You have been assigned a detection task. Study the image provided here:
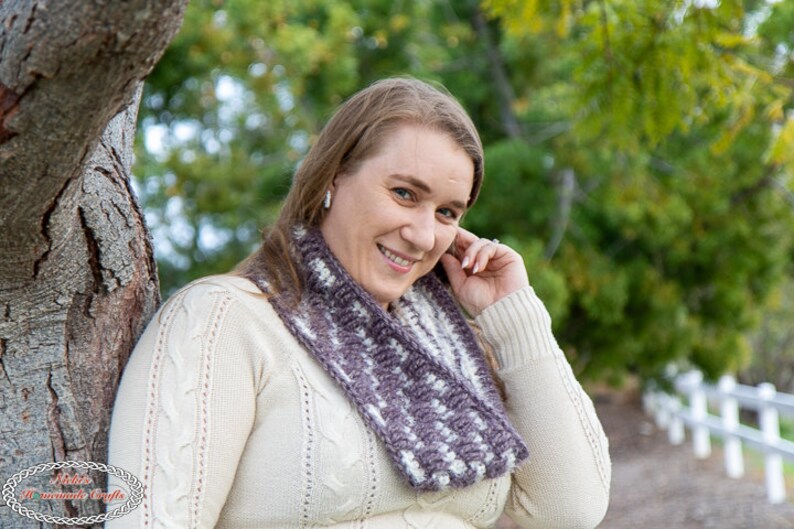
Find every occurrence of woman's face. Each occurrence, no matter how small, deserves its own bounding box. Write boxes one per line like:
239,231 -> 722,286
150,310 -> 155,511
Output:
320,124 -> 474,309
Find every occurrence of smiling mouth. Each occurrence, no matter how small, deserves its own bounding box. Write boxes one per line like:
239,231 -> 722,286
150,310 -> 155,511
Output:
378,244 -> 415,267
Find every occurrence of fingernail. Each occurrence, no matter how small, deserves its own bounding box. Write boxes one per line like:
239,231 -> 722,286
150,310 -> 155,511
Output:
472,264 -> 479,274
461,256 -> 470,268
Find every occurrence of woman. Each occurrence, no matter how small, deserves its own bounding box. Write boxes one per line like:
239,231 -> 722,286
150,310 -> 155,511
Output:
106,77 -> 611,528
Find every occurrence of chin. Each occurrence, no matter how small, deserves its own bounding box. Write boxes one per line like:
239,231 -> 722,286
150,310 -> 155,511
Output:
372,285 -> 409,307
375,291 -> 401,307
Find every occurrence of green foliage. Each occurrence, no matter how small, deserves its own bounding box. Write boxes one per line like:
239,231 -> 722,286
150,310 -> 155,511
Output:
475,0 -> 794,383
739,280 -> 794,393
136,0 -> 794,384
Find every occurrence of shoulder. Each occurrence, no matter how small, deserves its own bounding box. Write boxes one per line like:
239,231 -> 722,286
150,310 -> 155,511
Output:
154,271 -> 289,337
154,273 -> 272,325
136,273 -> 270,353
125,274 -> 293,396
166,273 -> 266,303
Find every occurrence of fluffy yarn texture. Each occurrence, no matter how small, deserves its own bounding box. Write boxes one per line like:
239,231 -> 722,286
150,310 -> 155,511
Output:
245,227 -> 529,491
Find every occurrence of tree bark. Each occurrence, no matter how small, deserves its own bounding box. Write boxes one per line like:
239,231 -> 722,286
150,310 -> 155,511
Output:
0,1 -> 187,526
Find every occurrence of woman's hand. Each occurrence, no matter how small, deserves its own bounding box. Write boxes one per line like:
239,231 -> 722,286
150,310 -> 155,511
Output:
439,227 -> 530,317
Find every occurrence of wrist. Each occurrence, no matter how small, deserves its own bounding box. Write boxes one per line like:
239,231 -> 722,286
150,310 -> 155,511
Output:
474,286 -> 559,369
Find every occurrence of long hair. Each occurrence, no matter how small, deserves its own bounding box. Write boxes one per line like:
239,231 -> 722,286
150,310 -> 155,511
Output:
234,77 -> 505,397
234,77 -> 484,295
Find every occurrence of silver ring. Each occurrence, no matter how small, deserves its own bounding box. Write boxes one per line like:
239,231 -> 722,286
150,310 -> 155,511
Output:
492,238 -> 500,245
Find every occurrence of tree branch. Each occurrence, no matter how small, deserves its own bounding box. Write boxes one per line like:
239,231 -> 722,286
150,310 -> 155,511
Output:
546,168 -> 576,259
470,6 -> 522,139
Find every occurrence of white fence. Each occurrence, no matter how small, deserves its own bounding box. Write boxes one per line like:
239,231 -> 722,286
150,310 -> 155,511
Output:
644,371 -> 794,504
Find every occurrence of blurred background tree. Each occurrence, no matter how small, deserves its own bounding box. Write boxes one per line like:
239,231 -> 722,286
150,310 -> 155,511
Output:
134,0 -> 794,385
739,279 -> 794,393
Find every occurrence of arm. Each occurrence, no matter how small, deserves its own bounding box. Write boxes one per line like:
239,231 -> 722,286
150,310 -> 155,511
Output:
106,277 -> 265,528
476,287 -> 611,529
441,228 -> 610,527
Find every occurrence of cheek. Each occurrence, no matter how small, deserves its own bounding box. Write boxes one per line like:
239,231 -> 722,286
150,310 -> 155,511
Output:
432,227 -> 458,259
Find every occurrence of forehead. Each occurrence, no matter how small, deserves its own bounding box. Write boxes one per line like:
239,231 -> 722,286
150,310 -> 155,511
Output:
374,125 -> 474,191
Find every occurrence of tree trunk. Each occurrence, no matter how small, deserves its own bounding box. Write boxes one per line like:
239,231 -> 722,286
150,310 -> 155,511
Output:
0,1 -> 187,526
470,6 -> 522,139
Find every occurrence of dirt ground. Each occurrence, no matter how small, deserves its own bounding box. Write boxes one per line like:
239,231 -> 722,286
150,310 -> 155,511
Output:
496,390 -> 794,529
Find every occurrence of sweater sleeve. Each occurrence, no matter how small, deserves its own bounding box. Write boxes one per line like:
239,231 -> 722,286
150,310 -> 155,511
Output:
105,277 -> 267,529
475,286 -> 611,529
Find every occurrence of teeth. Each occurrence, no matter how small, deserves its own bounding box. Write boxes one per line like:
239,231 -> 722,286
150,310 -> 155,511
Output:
380,245 -> 412,267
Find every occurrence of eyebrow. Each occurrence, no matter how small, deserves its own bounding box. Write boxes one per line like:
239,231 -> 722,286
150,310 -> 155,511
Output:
390,174 -> 468,211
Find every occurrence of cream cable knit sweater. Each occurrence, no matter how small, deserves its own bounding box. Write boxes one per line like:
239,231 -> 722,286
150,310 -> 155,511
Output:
105,274 -> 610,529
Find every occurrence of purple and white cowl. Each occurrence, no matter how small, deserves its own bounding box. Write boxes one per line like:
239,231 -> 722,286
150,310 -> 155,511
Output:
246,226 -> 529,491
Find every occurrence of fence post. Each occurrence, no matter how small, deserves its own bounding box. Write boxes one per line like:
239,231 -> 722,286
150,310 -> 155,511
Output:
719,375 -> 744,478
668,396 -> 685,445
758,382 -> 786,504
685,371 -> 711,458
642,391 -> 654,416
654,393 -> 671,430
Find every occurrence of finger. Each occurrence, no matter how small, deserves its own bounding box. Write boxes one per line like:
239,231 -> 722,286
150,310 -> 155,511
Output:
460,237 -> 491,270
449,227 -> 480,260
439,253 -> 467,292
471,239 -> 501,274
461,235 -> 503,273
454,226 -> 481,245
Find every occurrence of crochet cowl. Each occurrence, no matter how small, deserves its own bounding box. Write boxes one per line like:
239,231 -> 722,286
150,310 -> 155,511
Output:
245,227 -> 529,491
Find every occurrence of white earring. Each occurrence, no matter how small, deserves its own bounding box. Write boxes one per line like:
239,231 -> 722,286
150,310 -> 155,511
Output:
323,190 -> 332,209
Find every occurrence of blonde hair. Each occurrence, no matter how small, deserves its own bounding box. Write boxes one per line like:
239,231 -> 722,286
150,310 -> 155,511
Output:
235,77 -> 484,293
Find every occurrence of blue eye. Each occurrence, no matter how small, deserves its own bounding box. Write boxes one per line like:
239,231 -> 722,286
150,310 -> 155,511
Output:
437,208 -> 459,220
393,188 -> 413,200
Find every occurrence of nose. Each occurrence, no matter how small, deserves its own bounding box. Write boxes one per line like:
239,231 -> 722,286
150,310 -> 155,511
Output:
400,207 -> 436,253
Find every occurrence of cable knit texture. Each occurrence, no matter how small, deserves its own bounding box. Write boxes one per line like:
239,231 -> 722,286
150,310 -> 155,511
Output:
244,226 -> 528,491
106,273 -> 611,529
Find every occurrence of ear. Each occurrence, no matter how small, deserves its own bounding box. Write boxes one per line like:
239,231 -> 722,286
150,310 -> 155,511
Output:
328,171 -> 344,192
329,168 -> 354,192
